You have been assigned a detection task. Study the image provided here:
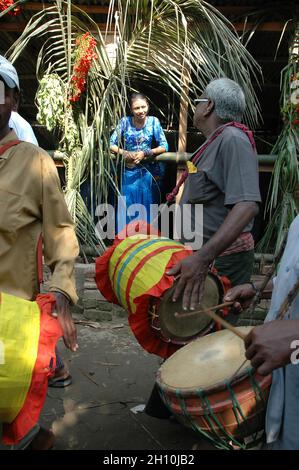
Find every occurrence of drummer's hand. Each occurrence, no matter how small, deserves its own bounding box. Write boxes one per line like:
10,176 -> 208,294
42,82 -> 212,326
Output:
223,283 -> 256,313
166,252 -> 209,310
52,291 -> 78,352
244,320 -> 299,376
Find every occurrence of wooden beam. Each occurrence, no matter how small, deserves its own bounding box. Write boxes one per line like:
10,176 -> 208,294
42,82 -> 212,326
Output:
234,21 -> 294,32
1,18 -> 291,34
178,68 -> 190,154
22,3 -> 260,17
216,6 -> 261,14
23,2 -> 111,14
0,22 -> 113,32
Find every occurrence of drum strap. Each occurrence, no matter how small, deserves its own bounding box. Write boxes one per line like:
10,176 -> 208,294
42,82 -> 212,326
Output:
0,139 -> 22,156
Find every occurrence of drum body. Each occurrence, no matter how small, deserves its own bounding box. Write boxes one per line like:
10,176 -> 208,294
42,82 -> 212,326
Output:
0,293 -> 62,446
156,327 -> 272,449
96,227 -> 229,358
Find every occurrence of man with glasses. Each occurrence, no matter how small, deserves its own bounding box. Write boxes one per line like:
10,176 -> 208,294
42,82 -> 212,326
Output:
145,77 -> 261,420
167,77 -> 261,311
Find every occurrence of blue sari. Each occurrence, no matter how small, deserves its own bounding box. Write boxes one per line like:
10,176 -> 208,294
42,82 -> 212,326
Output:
110,116 -> 168,229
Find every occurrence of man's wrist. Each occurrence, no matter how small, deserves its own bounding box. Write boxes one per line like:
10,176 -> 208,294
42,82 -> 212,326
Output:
51,290 -> 71,303
195,248 -> 213,266
248,281 -> 258,295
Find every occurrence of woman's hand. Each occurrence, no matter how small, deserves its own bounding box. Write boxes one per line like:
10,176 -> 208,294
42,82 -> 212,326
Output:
132,151 -> 145,164
123,151 -> 135,163
123,151 -> 137,168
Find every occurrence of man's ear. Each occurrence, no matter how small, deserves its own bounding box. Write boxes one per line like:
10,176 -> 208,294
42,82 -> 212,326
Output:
12,89 -> 20,112
203,99 -> 215,117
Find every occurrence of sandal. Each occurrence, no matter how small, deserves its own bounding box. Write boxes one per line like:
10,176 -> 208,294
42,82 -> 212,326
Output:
26,427 -> 55,450
48,374 -> 72,388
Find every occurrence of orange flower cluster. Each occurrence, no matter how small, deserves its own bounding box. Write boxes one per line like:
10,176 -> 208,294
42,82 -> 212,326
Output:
293,108 -> 299,127
0,0 -> 21,15
291,72 -> 299,127
69,32 -> 97,103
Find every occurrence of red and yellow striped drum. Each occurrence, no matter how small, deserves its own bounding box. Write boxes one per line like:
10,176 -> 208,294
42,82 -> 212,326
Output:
0,293 -> 62,446
156,327 -> 272,449
95,224 -> 229,358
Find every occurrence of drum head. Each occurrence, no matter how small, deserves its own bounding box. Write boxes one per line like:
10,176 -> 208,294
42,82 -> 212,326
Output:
158,273 -> 223,342
159,327 -> 253,392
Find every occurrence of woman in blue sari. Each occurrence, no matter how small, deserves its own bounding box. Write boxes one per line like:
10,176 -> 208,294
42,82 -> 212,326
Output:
110,93 -> 168,230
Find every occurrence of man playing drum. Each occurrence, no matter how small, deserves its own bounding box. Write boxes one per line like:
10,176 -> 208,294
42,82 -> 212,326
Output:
167,78 -> 261,311
0,56 -> 79,449
224,213 -> 299,450
146,77 -> 261,418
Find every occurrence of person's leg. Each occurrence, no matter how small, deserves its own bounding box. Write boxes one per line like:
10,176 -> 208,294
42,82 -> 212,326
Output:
144,383 -> 172,419
26,427 -> 55,450
48,347 -> 72,388
214,249 -> 255,325
10,424 -> 55,450
214,249 -> 255,286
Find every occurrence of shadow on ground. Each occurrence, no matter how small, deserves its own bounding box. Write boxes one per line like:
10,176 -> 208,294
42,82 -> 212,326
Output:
40,319 -> 215,450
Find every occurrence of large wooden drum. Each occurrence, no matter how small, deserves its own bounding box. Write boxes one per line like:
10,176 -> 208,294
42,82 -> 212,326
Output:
156,327 -> 272,449
95,226 -> 229,358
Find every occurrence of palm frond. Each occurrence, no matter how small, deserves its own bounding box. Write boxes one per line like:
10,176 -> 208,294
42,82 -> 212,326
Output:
5,0 -> 263,250
257,24 -> 299,253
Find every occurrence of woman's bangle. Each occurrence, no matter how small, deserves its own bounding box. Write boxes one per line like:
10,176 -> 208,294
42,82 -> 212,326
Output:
143,149 -> 154,158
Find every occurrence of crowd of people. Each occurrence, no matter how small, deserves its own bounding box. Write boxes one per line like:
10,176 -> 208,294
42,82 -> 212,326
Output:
0,55 -> 298,451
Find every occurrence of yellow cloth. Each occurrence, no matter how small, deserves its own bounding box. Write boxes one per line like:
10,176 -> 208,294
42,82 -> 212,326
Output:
110,235 -> 185,312
186,161 -> 198,174
0,293 -> 40,423
0,131 -> 79,303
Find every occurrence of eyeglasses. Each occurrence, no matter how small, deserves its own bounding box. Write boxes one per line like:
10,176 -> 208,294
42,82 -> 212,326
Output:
194,98 -> 209,104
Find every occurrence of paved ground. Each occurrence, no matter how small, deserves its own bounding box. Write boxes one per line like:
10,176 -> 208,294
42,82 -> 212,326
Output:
37,317 -> 214,451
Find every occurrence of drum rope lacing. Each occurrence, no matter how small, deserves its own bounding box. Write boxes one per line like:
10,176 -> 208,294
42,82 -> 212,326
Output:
175,388 -> 243,450
159,369 -> 268,450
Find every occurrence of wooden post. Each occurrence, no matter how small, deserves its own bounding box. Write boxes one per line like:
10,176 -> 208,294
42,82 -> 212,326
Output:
176,64 -> 190,205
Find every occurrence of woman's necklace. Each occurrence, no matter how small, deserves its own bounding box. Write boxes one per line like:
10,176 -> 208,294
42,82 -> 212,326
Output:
133,117 -> 146,150
133,115 -> 146,129
135,134 -> 145,150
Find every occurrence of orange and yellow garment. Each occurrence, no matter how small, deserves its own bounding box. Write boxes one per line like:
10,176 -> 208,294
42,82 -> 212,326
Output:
95,222 -> 192,358
0,293 -> 62,445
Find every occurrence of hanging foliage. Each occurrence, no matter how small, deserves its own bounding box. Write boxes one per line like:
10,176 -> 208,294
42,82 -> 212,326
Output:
69,32 -> 97,102
258,25 -> 299,254
6,0 -> 262,252
0,0 -> 21,16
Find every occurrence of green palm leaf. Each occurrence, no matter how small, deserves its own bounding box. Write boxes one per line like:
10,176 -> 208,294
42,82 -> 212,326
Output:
5,0 -> 262,252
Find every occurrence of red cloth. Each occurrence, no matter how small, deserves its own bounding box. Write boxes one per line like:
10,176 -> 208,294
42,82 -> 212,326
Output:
2,294 -> 62,445
166,122 -> 256,203
0,140 -> 21,156
220,232 -> 254,257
